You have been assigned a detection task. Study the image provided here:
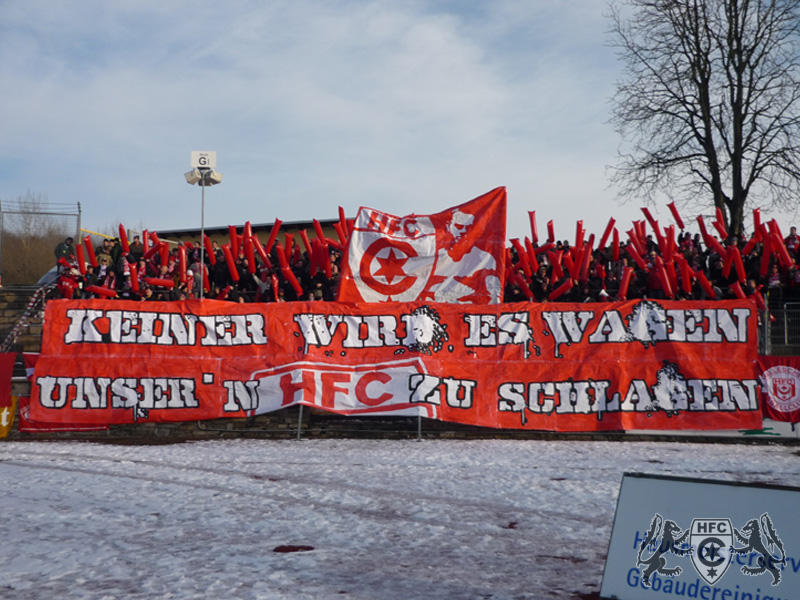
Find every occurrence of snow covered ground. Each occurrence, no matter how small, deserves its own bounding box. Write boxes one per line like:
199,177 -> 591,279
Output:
0,439 -> 798,600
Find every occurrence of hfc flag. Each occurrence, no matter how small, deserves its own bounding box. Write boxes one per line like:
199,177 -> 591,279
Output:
758,355 -> 800,423
337,187 -> 507,304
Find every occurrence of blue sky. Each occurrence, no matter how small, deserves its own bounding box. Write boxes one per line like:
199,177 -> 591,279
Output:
2,1 -> 787,241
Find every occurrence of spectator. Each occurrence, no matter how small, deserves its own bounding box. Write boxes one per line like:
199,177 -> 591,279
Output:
54,237 -> 76,267
129,235 -> 144,261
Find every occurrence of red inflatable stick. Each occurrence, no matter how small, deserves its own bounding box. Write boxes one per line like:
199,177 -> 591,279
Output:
318,240 -> 332,278
221,244 -> 240,282
575,220 -> 584,248
548,278 -> 573,301
760,231 -> 772,278
178,246 -> 187,284
85,285 -> 117,298
663,225 -> 676,262
667,202 -> 685,230
325,238 -> 344,252
252,233 -> 271,269
264,219 -> 282,254
129,261 -> 139,292
228,225 -> 239,257
665,259 -> 678,296
695,270 -> 716,298
626,229 -> 647,257
641,207 -> 658,234
76,244 -> 87,275
772,231 -> 793,268
633,220 -> 647,243
83,236 -> 98,267
283,233 -> 295,266
142,241 -> 160,261
159,242 -> 169,268
548,251 -> 564,281
277,247 -> 303,296
730,281 -> 746,300
143,277 -> 174,289
333,222 -> 347,245
203,234 -> 217,265
612,228 -> 620,262
676,255 -> 693,295
142,229 -> 150,253
626,243 -> 648,271
731,246 -> 747,283
524,238 -> 539,273
510,239 -> 531,277
299,229 -> 313,257
597,217 -> 616,251
547,220 -> 555,244
338,206 -> 348,239
618,266 -> 634,299
508,270 -> 534,300
562,252 -> 576,278
244,237 -> 256,274
118,224 -> 130,254
768,219 -> 785,240
313,219 -> 326,243
579,236 -> 594,283
722,246 -> 735,277
741,230 -> 761,256
528,211 -> 538,245
655,257 -> 674,298
652,221 -> 665,252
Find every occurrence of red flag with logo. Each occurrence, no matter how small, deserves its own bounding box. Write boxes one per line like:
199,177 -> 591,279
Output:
337,187 -> 507,304
757,355 -> 800,423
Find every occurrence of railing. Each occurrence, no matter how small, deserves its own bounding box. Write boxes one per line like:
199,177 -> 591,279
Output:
0,284 -> 55,353
762,302 -> 800,355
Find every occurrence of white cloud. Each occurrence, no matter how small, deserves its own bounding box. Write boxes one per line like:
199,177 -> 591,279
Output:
0,0 -> 647,238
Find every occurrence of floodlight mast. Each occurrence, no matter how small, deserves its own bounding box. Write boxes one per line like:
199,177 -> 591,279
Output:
184,158 -> 222,301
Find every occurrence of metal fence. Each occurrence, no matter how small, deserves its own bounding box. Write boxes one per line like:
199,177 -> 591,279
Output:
0,198 -> 81,285
764,302 -> 800,355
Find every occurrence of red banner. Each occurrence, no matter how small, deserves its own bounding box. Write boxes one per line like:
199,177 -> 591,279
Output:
28,298 -> 762,431
337,187 -> 507,304
757,355 -> 800,423
18,352 -> 108,432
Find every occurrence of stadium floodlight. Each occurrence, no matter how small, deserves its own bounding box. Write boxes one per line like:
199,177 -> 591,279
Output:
185,153 -> 222,300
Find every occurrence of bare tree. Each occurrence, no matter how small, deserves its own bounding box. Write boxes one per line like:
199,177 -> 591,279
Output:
608,0 -> 800,235
0,192 -> 78,285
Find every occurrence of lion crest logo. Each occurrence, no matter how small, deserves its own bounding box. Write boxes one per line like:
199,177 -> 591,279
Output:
637,514 -> 691,587
731,513 -> 786,586
637,513 -> 787,587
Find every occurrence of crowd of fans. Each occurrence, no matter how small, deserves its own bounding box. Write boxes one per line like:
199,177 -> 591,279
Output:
51,213 -> 800,309
53,232 -> 343,303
